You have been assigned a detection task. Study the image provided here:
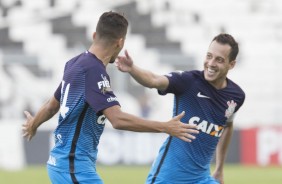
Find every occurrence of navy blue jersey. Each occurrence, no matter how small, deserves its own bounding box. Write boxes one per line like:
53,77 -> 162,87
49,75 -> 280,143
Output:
147,70 -> 245,184
47,51 -> 120,173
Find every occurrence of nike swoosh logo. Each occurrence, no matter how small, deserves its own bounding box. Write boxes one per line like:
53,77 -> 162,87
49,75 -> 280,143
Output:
197,92 -> 210,99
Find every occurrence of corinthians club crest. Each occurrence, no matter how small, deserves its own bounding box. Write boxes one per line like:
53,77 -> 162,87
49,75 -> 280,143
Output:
225,100 -> 237,119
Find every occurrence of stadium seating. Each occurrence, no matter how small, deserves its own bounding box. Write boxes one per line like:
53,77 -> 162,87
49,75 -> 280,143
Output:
0,0 -> 281,126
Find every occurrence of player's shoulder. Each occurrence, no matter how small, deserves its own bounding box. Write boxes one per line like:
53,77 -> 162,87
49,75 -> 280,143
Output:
226,78 -> 245,100
76,51 -> 105,72
168,70 -> 201,78
227,78 -> 244,93
66,52 -> 84,65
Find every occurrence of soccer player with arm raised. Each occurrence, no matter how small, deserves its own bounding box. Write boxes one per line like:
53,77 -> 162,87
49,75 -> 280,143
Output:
116,33 -> 245,184
22,11 -> 198,184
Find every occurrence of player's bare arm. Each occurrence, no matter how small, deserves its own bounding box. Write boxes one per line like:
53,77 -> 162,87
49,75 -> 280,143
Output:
22,96 -> 60,141
103,105 -> 199,142
212,121 -> 234,184
116,50 -> 169,91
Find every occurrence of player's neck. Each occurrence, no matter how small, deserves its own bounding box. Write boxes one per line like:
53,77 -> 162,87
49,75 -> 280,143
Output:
88,44 -> 113,66
209,78 -> 227,89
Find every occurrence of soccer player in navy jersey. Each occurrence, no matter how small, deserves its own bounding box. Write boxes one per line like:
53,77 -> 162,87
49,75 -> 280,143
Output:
22,11 -> 199,184
116,33 -> 245,184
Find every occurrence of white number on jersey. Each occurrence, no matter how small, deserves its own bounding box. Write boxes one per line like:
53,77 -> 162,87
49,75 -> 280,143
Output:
60,80 -> 70,118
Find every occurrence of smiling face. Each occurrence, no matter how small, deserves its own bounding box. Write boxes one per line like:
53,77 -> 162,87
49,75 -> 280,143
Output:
204,40 -> 236,89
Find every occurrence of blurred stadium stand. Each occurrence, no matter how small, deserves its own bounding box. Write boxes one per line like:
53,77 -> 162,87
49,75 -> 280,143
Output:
1,0 -> 281,125
0,0 -> 282,168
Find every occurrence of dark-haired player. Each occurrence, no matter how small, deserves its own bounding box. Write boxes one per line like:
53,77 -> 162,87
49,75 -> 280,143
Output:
116,33 -> 245,184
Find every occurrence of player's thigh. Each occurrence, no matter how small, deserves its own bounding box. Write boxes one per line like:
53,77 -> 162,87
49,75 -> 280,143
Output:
75,171 -> 103,184
48,169 -> 103,184
196,176 -> 220,184
48,169 -> 72,184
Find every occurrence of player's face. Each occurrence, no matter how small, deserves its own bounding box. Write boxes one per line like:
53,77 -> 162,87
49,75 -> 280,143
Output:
203,40 -> 235,89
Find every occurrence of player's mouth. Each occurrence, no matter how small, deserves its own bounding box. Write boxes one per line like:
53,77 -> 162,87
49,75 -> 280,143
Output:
207,67 -> 216,76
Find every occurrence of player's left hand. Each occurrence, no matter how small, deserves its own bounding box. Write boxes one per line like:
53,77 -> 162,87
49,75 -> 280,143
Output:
212,171 -> 224,184
22,111 -> 37,141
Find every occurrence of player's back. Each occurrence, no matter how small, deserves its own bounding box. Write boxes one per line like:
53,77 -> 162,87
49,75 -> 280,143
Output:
48,51 -> 109,173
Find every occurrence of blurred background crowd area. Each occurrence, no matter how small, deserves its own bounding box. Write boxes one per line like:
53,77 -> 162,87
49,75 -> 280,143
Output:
0,0 -> 282,128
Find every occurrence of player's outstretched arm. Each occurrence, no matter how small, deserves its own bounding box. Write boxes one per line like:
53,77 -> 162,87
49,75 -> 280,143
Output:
22,96 -> 60,141
116,50 -> 169,91
103,105 -> 199,142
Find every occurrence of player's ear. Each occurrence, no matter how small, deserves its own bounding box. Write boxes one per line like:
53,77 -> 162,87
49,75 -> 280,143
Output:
117,38 -> 125,49
229,60 -> 236,70
92,32 -> 97,40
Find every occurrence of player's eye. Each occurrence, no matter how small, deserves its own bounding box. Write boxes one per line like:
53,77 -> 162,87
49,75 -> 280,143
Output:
216,57 -> 224,63
206,54 -> 212,60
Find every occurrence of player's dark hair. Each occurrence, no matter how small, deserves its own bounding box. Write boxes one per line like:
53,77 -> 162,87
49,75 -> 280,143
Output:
96,11 -> 128,42
212,33 -> 239,62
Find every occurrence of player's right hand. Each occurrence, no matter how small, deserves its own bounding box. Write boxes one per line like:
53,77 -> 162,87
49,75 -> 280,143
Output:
165,111 -> 199,142
115,49 -> 133,73
22,111 -> 37,141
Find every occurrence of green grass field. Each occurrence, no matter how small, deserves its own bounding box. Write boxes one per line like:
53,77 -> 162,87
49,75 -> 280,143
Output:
0,164 -> 281,184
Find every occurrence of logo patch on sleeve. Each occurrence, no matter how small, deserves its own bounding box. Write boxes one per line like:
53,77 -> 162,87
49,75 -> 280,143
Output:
225,100 -> 237,119
97,74 -> 112,94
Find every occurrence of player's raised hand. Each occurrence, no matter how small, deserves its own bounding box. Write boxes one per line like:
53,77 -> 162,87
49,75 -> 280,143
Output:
115,49 -> 133,72
22,111 -> 37,141
165,111 -> 199,142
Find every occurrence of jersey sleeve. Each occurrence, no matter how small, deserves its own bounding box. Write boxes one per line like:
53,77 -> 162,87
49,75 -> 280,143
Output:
230,81 -> 246,114
226,112 -> 236,123
225,80 -> 246,123
85,68 -> 120,114
54,82 -> 62,101
235,92 -> 245,113
54,62 -> 69,101
158,71 -> 194,95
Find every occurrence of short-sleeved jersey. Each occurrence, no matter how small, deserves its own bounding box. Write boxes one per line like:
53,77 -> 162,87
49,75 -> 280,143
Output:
47,51 -> 120,173
147,70 -> 245,184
